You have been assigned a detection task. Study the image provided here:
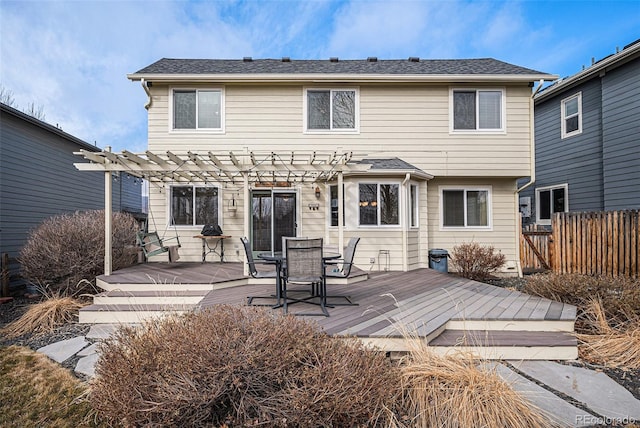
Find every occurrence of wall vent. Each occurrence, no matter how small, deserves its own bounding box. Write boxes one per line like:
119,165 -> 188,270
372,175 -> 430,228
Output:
408,57 -> 420,62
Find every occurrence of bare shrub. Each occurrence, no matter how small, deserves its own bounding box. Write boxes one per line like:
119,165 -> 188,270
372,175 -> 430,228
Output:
19,210 -> 139,295
1,294 -> 85,339
90,305 -> 400,427
399,345 -> 552,428
523,273 -> 640,330
450,242 -> 507,281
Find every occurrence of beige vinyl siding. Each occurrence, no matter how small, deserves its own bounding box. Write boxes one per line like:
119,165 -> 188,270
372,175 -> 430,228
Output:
147,84 -> 533,178
427,177 -> 520,274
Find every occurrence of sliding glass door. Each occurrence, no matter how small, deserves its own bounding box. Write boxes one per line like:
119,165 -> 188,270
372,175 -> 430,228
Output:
251,190 -> 297,253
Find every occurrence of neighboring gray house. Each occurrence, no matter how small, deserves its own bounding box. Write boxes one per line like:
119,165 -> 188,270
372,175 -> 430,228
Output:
520,39 -> 640,225
0,102 -> 144,288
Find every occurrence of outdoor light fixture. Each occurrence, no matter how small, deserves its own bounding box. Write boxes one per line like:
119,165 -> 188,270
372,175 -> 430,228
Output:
315,186 -> 321,199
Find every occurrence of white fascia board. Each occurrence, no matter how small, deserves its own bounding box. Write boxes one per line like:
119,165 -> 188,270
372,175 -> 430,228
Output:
127,73 -> 557,84
345,169 -> 434,180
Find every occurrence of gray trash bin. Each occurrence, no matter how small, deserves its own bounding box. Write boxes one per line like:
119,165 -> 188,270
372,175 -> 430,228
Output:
429,249 -> 449,273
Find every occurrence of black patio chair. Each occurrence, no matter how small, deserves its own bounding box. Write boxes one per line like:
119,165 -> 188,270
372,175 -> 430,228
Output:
242,237 -> 279,306
283,238 -> 329,316
324,237 -> 360,306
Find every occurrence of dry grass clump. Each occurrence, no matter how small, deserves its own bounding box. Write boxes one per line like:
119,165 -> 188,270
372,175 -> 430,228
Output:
398,345 -> 552,428
577,299 -> 640,369
20,210 -> 139,296
523,273 -> 640,330
1,295 -> 84,339
0,345 -> 99,427
90,305 -> 400,427
450,242 -> 507,281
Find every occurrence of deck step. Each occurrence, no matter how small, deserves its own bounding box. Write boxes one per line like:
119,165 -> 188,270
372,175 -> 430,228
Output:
93,290 -> 209,305
79,303 -> 195,324
427,329 -> 578,360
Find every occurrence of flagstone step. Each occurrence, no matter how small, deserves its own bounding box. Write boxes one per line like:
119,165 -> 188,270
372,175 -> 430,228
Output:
93,289 -> 209,305
79,303 -> 195,324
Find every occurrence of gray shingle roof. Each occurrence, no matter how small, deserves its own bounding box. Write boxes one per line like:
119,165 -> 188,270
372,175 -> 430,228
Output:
133,58 -> 548,76
357,158 -> 422,170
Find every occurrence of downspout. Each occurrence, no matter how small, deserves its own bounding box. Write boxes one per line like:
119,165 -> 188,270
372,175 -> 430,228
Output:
141,78 -> 152,110
514,79 -> 544,277
402,173 -> 410,272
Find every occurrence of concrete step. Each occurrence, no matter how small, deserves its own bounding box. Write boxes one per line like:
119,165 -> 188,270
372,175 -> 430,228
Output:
428,329 -> 578,360
79,303 -> 195,324
93,290 -> 209,305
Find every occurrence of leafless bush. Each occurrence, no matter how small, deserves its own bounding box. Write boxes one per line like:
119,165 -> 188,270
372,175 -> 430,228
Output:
523,273 -> 640,330
450,242 -> 507,281
90,305 -> 400,427
20,210 -> 139,296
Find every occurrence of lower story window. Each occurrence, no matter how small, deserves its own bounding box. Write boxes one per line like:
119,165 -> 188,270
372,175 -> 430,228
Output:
359,183 -> 399,226
536,184 -> 567,223
171,185 -> 219,226
330,185 -> 345,227
441,187 -> 490,228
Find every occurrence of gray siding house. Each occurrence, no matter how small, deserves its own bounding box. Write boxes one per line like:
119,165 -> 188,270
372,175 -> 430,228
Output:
0,102 -> 144,287
520,39 -> 640,225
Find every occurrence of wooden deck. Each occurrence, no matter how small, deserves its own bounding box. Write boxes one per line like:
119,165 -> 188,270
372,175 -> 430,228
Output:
84,262 -> 577,359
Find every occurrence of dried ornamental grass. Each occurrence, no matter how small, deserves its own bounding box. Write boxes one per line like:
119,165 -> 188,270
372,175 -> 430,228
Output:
0,346 -> 97,427
1,295 -> 84,339
399,343 -> 552,428
577,299 -> 640,369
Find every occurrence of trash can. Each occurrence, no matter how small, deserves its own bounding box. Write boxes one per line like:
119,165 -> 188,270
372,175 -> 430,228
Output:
429,249 -> 449,273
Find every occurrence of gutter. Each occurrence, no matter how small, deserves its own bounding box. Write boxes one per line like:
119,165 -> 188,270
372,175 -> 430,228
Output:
402,173 -> 411,272
517,79 -> 544,193
141,78 -> 152,110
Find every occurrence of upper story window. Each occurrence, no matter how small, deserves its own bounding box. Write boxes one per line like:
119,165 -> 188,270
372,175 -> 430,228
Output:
359,183 -> 399,226
170,185 -> 219,226
561,93 -> 582,138
172,88 -> 223,131
305,88 -> 358,132
536,184 -> 568,224
440,186 -> 491,229
451,88 -> 504,132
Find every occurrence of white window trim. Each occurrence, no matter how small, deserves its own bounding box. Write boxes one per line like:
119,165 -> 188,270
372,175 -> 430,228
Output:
357,181 -> 401,228
303,87 -> 360,134
439,185 -> 493,231
535,183 -> 569,225
561,92 -> 582,139
409,183 -> 419,229
167,184 -> 222,228
327,183 -> 345,228
449,87 -> 506,134
168,87 -> 225,134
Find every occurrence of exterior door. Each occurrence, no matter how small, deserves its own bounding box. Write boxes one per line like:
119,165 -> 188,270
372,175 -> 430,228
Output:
250,190 -> 297,253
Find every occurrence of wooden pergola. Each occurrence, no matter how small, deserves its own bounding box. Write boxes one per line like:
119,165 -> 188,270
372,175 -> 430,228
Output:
75,149 -> 371,275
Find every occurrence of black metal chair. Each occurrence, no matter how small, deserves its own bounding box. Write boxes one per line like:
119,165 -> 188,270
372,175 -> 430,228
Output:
324,237 -> 360,306
242,237 -> 279,306
283,238 -> 329,316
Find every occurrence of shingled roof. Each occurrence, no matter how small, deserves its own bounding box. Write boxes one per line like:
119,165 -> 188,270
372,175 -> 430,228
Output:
130,57 -> 551,78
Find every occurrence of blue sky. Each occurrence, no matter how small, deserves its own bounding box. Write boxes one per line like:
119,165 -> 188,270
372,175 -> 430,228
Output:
1,0 -> 638,153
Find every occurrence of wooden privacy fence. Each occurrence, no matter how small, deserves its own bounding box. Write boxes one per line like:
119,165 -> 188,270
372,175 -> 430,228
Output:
520,210 -> 640,278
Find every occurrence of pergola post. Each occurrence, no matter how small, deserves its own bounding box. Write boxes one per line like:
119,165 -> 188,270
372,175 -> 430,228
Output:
338,171 -> 344,251
104,147 -> 113,276
243,172 -> 250,276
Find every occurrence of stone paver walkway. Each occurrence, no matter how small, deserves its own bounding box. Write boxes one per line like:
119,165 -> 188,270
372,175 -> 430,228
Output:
35,326 -> 640,428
